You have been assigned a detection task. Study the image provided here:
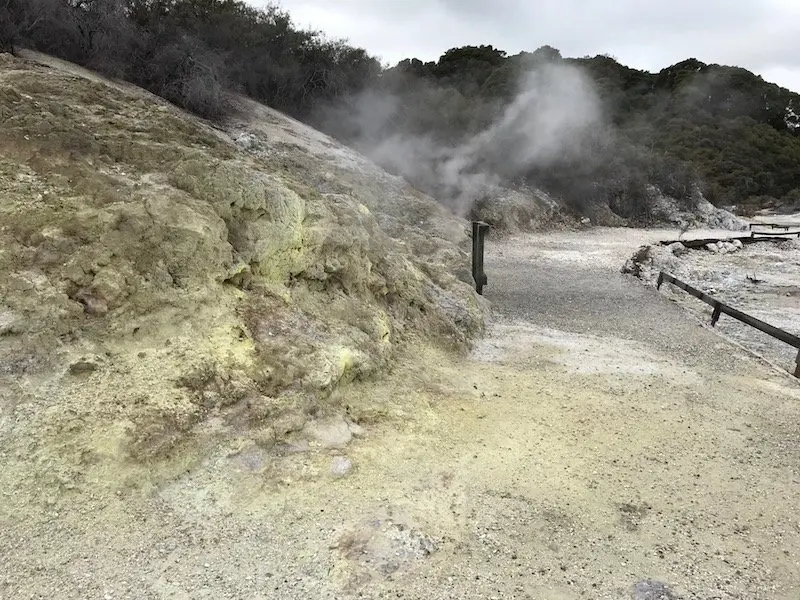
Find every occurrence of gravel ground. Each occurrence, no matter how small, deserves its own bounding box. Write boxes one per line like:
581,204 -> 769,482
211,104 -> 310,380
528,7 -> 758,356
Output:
619,225 -> 800,375
4,227 -> 800,600
483,227 -> 767,374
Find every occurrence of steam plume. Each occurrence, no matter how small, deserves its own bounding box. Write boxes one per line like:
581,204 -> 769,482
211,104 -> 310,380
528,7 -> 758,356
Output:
328,61 -> 605,216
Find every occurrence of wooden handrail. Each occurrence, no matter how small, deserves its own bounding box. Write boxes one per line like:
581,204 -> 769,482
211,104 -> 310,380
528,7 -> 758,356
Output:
749,222 -> 800,231
657,272 -> 800,377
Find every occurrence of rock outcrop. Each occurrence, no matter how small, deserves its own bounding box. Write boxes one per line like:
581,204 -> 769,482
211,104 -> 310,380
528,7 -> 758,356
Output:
469,186 -> 568,234
0,53 -> 485,489
648,187 -> 748,231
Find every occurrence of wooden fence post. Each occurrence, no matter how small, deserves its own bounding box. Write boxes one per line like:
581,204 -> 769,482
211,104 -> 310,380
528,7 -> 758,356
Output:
471,221 -> 489,295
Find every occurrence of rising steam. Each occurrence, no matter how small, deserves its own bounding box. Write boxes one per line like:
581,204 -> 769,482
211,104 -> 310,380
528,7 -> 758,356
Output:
330,62 -> 605,216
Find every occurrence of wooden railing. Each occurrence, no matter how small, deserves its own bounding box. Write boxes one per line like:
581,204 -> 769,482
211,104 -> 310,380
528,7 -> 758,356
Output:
751,230 -> 800,238
657,272 -> 800,377
659,234 -> 795,249
749,222 -> 800,231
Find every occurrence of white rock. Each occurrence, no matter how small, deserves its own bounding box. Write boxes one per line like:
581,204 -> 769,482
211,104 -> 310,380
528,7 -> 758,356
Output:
347,421 -> 365,437
303,417 -> 352,448
720,241 -> 739,253
235,133 -> 259,150
667,242 -> 688,257
330,456 -> 352,477
0,310 -> 20,335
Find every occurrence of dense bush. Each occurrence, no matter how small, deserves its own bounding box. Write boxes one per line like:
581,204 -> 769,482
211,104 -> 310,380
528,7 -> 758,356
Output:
341,46 -> 800,219
3,0 -> 380,120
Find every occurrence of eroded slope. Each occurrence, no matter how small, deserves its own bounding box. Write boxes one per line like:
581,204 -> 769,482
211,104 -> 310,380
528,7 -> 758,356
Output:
0,52 -> 484,496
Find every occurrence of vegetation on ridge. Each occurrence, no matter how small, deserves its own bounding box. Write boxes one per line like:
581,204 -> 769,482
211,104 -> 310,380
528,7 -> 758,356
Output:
346,46 -> 800,220
3,0 -> 800,220
1,0 -> 380,118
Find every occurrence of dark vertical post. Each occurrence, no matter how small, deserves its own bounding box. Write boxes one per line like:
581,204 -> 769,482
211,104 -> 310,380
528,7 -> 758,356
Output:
471,221 -> 489,295
711,303 -> 722,326
795,350 -> 800,379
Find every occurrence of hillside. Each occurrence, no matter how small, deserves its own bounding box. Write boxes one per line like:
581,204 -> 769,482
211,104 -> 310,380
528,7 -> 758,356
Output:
325,46 -> 800,223
0,50 -> 483,496
576,55 -> 800,212
3,52 -> 800,600
5,1 -> 800,227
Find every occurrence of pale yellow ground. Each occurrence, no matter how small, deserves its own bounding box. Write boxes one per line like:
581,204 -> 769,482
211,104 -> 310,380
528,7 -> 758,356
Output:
4,230 -> 799,600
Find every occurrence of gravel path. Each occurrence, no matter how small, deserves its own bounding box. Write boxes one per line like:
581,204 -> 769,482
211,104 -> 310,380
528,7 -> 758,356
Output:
482,228 -> 780,377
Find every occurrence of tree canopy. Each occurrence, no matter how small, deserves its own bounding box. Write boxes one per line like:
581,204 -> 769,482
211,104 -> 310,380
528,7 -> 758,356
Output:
355,47 -> 800,218
2,0 -> 380,118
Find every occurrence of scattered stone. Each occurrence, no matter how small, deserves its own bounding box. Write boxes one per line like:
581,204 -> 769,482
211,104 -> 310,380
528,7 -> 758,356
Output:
7,272 -> 36,292
666,242 -> 688,257
347,421 -> 365,438
236,445 -> 267,471
330,456 -> 353,477
633,579 -> 678,600
304,417 -> 352,448
718,241 -> 740,254
91,268 -> 129,308
0,310 -> 20,336
621,258 -> 641,276
76,293 -> 109,316
235,133 -> 259,150
200,390 -> 222,408
69,356 -> 102,375
62,261 -> 91,286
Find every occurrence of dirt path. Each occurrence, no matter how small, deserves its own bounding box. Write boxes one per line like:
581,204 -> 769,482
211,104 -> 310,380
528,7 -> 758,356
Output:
4,229 -> 800,600
628,230 -> 800,372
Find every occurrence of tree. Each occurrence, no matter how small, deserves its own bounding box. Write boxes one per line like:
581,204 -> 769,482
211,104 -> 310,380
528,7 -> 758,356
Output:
0,0 -> 46,54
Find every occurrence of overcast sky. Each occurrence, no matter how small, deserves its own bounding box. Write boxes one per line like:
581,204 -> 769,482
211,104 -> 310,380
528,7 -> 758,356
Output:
262,0 -> 800,93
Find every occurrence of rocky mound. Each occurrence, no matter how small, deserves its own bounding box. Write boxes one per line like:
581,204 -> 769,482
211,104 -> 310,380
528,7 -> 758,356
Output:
648,187 -> 748,231
0,53 -> 484,494
621,238 -> 748,286
468,186 -> 573,234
